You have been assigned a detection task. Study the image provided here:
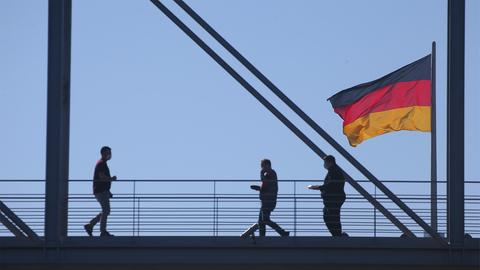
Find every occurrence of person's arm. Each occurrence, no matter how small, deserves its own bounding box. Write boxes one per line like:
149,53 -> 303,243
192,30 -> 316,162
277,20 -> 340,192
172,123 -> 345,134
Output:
308,170 -> 331,191
97,172 -> 116,182
318,170 -> 334,191
307,185 -> 324,191
259,180 -> 266,192
96,163 -> 117,182
250,185 -> 261,191
258,170 -> 268,192
250,170 -> 264,191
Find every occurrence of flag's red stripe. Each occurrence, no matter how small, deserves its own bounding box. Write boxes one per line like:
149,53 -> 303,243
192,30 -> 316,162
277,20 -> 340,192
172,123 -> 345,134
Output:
334,80 -> 431,126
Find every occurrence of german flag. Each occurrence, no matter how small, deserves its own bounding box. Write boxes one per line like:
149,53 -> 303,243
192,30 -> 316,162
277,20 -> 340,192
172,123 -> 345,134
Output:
328,55 -> 432,147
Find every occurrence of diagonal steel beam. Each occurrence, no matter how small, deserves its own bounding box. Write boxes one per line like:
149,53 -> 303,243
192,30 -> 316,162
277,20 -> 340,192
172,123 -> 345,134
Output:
172,0 -> 443,240
0,211 -> 25,238
0,201 -> 39,240
150,0 -> 415,238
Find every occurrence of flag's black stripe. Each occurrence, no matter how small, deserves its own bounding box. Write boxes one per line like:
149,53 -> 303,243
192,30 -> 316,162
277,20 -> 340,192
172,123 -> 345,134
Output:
328,54 -> 431,108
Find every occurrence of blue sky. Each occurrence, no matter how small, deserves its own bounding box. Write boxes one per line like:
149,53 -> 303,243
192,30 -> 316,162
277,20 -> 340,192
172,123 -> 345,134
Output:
0,0 -> 479,236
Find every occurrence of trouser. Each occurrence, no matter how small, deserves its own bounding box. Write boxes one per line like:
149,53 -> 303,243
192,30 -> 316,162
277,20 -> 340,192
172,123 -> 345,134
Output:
88,190 -> 111,233
323,197 -> 345,236
257,206 -> 286,236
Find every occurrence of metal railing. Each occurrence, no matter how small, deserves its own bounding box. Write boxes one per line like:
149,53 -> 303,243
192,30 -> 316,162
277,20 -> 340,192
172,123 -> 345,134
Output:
0,179 -> 479,237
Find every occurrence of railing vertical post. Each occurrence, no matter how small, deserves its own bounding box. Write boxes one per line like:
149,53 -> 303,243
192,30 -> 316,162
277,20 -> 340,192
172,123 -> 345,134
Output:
430,41 -> 438,233
294,180 -> 297,237
133,180 -> 136,236
137,197 -> 140,236
213,179 -> 216,237
374,186 -> 377,237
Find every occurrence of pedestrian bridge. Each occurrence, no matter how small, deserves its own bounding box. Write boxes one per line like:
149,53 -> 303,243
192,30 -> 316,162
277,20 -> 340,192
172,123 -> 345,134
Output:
1,179 -> 479,269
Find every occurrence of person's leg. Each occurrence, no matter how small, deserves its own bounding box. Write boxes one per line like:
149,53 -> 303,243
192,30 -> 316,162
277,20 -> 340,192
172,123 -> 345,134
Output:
86,213 -> 100,228
323,206 -> 331,235
241,223 -> 259,238
258,208 -> 267,236
263,208 -> 288,236
240,206 -> 262,238
329,198 -> 344,236
84,212 -> 101,236
97,191 -> 111,234
334,199 -> 345,236
330,206 -> 341,236
323,200 -> 337,236
89,213 -> 101,227
266,220 -> 288,236
84,194 -> 104,236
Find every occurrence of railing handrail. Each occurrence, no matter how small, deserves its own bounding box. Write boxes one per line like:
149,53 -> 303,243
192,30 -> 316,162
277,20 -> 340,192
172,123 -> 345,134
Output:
1,179 -> 480,183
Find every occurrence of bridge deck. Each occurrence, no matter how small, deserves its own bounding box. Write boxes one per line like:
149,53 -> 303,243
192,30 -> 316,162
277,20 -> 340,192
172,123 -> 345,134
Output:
1,236 -> 479,269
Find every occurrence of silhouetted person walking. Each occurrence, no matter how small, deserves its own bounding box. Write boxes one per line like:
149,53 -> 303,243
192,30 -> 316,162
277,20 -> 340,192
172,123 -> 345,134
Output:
84,146 -> 117,237
241,159 -> 289,238
308,155 -> 347,237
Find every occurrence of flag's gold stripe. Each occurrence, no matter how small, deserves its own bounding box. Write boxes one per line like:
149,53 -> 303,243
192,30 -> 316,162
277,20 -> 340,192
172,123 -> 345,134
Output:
343,106 -> 431,147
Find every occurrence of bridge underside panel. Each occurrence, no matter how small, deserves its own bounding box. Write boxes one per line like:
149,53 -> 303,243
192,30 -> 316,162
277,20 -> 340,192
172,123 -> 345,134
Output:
1,237 -> 478,269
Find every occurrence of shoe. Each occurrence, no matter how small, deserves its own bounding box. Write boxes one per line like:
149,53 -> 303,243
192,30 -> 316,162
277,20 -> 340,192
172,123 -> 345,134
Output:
84,224 -> 93,237
100,231 -> 114,237
280,231 -> 290,237
341,232 -> 349,237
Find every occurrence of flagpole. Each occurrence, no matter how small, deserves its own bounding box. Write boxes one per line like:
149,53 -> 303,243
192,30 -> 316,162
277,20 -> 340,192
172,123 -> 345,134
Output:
431,41 -> 438,233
